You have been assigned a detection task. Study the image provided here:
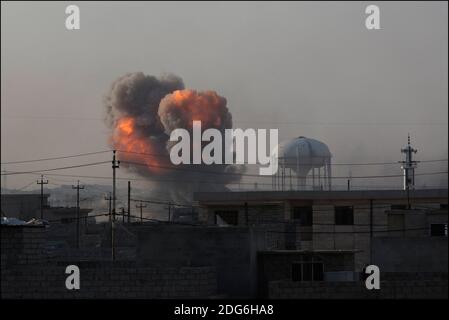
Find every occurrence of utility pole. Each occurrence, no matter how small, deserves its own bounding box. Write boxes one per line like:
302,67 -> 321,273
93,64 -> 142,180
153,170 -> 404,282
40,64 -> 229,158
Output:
111,150 -> 120,261
105,192 -> 112,222
347,170 -> 352,191
2,168 -> 7,191
168,202 -> 171,222
37,175 -> 48,219
127,181 -> 131,223
369,199 -> 373,265
136,201 -> 147,223
121,207 -> 125,223
72,180 -> 84,249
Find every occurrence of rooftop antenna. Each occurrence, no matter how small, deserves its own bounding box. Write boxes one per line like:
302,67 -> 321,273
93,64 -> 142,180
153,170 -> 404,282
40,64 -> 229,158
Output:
399,134 -> 418,208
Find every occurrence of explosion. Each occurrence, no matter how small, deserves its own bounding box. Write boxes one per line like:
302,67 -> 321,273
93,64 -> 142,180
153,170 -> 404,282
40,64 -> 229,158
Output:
159,90 -> 232,132
104,72 -> 242,202
111,117 -> 166,173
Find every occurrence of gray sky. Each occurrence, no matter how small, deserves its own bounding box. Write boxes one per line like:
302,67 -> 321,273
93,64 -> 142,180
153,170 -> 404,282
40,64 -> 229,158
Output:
1,1 -> 448,191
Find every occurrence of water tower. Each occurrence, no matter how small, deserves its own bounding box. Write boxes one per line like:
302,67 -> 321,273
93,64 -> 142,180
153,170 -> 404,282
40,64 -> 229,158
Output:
272,136 -> 332,191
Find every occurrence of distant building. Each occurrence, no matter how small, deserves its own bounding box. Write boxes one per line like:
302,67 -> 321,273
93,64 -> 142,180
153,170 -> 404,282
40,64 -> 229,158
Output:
1,194 -> 50,220
171,207 -> 199,223
1,193 -> 92,223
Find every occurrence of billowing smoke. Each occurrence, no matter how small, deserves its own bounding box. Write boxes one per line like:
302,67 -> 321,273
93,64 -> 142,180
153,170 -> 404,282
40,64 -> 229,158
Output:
104,72 -> 243,203
158,90 -> 232,132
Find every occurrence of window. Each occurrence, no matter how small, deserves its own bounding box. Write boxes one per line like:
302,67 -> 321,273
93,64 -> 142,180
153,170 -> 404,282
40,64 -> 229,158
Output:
292,206 -> 313,226
430,224 -> 448,237
292,262 -> 324,282
335,206 -> 354,225
391,204 -> 408,210
215,210 -> 238,226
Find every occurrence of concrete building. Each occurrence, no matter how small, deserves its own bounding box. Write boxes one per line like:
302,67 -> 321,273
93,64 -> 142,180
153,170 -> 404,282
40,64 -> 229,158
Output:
135,224 -> 266,297
1,193 -> 50,220
195,188 -> 448,297
1,224 -> 217,299
1,189 -> 447,299
1,193 -> 92,223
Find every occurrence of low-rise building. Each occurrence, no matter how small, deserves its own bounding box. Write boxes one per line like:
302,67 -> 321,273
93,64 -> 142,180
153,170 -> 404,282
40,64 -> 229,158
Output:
1,193 -> 92,223
195,189 -> 448,297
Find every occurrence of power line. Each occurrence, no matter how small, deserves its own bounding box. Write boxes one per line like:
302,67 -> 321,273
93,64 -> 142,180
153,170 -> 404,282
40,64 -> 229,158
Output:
265,226 -> 434,234
1,161 -> 110,176
2,159 -> 446,181
129,199 -> 420,212
47,212 -> 110,223
2,148 -> 446,167
5,170 -> 448,190
14,180 -> 36,191
121,160 -> 447,179
130,198 -> 194,208
117,150 -> 447,166
2,150 -> 111,165
46,211 -> 439,235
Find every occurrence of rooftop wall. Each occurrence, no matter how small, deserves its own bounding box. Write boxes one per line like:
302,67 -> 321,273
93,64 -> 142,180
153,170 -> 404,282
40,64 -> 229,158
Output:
1,264 -> 217,299
135,225 -> 266,297
1,225 -> 47,269
372,237 -> 448,272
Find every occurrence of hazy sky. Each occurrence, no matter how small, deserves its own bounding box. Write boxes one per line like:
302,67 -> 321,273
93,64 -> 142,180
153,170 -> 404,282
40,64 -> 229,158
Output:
1,1 -> 448,191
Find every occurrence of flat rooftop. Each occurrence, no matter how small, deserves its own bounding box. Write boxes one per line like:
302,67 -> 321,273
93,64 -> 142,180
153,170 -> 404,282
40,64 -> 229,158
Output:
194,189 -> 448,203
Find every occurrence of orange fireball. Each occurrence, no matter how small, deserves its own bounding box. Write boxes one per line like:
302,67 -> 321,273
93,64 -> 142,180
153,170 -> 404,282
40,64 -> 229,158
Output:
111,117 -> 167,174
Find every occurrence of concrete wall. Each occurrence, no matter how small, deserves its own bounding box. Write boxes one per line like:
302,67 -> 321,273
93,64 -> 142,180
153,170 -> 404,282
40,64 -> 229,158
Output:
200,199 -> 446,272
46,247 -> 135,262
1,225 -> 47,268
257,251 -> 355,297
269,276 -> 448,299
1,225 -> 217,299
135,224 -> 266,298
202,203 -> 285,226
1,264 -> 217,299
1,194 -> 49,221
372,237 -> 449,272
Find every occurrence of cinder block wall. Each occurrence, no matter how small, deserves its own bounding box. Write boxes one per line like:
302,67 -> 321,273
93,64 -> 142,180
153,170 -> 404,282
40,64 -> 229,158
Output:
372,237 -> 449,272
1,225 -> 217,299
1,264 -> 217,299
135,225 -> 266,297
1,225 -> 47,268
268,274 -> 448,299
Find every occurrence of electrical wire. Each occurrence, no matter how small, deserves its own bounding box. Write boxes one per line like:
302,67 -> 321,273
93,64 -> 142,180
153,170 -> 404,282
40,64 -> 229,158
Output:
2,148 -> 446,167
1,161 -> 110,176
2,150 -> 111,165
120,160 -> 447,179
